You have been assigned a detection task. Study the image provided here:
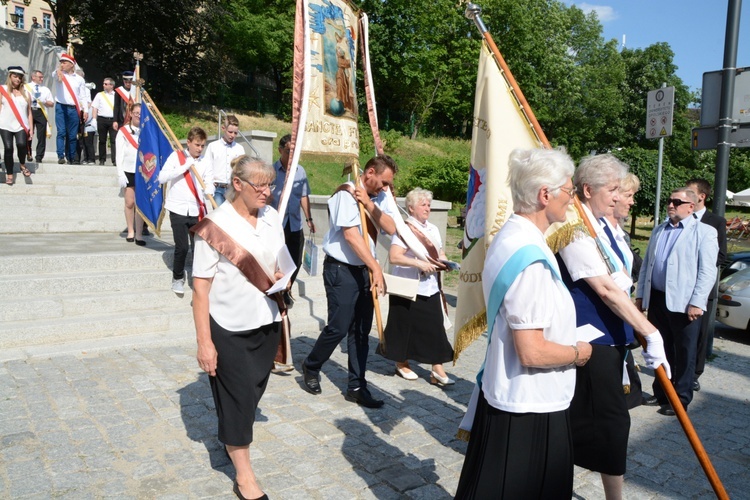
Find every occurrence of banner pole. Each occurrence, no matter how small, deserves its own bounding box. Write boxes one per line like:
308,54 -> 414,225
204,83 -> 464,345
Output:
139,88 -> 217,209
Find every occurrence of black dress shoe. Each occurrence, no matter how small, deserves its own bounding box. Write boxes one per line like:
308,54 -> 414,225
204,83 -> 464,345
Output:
301,363 -> 321,394
126,237 -> 135,243
345,388 -> 384,408
693,380 -> 701,392
233,481 -> 267,500
642,395 -> 659,406
135,239 -> 146,246
657,405 -> 676,416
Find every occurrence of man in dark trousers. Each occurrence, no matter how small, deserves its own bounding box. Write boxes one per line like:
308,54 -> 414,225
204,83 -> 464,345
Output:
300,155 -> 398,408
113,71 -> 135,131
686,178 -> 727,391
636,188 -> 718,416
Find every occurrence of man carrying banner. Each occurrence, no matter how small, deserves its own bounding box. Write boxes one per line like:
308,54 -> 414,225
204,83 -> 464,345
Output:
54,54 -> 87,165
300,155 -> 398,408
157,127 -> 214,295
114,71 -> 135,132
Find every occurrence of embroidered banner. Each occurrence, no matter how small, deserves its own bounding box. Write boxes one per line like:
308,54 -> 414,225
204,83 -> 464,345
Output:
134,104 -> 169,235
453,42 -> 542,362
302,0 -> 360,158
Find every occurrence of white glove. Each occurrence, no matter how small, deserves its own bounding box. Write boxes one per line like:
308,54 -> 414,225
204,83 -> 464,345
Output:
642,331 -> 672,379
204,183 -> 215,197
118,173 -> 128,188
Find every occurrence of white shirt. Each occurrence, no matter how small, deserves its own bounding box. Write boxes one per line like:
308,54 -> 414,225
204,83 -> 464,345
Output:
158,150 -> 214,217
26,83 -> 53,110
54,71 -> 87,108
322,183 -> 395,265
481,214 -> 577,413
91,91 -> 115,118
192,203 -> 284,331
204,138 -> 245,184
0,92 -> 30,132
389,219 -> 441,297
115,125 -> 139,175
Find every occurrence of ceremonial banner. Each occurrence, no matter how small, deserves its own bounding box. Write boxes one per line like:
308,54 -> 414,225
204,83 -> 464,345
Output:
135,104 -> 169,236
453,42 -> 542,361
303,0 -> 360,157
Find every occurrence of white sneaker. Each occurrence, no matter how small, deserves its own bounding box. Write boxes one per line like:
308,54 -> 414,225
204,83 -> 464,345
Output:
171,278 -> 185,295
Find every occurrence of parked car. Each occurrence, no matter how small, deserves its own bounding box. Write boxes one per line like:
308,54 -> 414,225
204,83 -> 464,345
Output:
721,251 -> 750,280
717,266 -> 750,330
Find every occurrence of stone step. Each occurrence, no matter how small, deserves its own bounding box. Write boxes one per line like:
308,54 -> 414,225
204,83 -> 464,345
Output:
3,268 -> 173,297
0,193 -> 125,208
34,162 -> 118,177
5,171 -> 117,187
0,183 -> 121,200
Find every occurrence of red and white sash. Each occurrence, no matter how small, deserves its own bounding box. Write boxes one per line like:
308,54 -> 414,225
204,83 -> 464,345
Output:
120,126 -> 138,149
59,73 -> 81,114
0,86 -> 30,135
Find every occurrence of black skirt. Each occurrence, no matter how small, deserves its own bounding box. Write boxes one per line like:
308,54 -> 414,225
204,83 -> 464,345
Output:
209,316 -> 281,446
380,293 -> 453,364
569,344 -> 630,475
455,391 -> 574,499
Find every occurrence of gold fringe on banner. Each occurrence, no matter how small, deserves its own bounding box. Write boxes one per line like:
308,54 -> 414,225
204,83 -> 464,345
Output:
452,309 -> 487,365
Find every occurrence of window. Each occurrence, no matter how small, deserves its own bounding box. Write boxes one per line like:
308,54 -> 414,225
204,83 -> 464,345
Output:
43,13 -> 52,30
14,7 -> 25,30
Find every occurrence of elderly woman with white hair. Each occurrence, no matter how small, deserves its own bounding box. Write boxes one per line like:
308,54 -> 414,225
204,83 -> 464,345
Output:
381,187 -> 455,386
557,155 -> 669,500
455,148 -> 592,499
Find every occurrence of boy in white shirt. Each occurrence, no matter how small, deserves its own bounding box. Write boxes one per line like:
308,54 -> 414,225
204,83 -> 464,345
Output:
157,127 -> 214,294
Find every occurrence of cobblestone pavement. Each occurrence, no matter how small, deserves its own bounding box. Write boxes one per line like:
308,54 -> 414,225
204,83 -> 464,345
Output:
1,321 -> 749,499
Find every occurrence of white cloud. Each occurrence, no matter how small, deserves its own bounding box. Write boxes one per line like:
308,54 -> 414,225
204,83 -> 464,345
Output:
577,3 -> 618,23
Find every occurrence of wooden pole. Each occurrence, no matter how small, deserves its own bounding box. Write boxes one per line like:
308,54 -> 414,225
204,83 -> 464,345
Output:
139,89 -> 217,209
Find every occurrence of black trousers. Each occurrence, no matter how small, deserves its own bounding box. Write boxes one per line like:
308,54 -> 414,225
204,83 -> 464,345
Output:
77,132 -> 95,163
31,108 -> 47,161
304,258 -> 373,391
647,289 -> 701,409
97,116 -> 117,164
169,211 -> 198,280
284,223 -> 304,285
1,128 -> 28,173
695,292 -> 717,381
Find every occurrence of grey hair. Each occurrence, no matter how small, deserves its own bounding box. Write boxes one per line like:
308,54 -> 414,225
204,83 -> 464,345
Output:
573,154 -> 628,194
225,155 -> 276,203
508,147 -> 575,214
405,188 -> 433,212
672,187 -> 698,204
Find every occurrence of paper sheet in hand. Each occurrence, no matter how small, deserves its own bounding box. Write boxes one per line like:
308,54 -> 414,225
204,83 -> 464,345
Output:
266,246 -> 296,295
576,323 -> 605,343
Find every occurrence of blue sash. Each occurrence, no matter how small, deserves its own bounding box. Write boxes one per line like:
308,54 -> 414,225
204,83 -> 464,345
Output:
477,244 -> 561,385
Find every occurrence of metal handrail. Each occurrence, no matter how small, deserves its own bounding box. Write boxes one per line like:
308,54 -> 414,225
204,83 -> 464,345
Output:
217,109 -> 260,158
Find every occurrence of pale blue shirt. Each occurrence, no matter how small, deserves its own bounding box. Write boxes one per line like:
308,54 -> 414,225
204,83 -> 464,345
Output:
322,182 -> 393,265
651,216 -> 690,291
271,160 -> 310,231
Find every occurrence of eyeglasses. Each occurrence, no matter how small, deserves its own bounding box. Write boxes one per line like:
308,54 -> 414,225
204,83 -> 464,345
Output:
667,198 -> 692,207
240,179 -> 275,192
558,185 -> 577,197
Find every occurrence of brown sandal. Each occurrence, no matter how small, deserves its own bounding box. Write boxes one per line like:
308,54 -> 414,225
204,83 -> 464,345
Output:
5,174 -> 13,185
20,166 -> 31,177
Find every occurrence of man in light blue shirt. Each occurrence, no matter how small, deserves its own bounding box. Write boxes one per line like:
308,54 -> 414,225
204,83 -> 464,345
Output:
271,134 -> 315,304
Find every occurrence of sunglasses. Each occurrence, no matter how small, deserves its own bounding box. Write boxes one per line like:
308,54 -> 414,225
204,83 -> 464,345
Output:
667,198 -> 692,207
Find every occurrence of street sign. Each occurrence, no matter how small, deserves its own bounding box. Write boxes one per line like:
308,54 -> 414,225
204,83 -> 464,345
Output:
646,86 -> 675,139
691,124 -> 750,150
700,67 -> 750,126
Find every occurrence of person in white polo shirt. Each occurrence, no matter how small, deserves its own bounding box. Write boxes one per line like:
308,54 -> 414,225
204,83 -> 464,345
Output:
92,77 -> 118,166
54,53 -> 88,165
204,114 -> 244,205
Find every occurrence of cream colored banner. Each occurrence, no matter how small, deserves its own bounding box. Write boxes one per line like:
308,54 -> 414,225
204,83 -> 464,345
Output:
303,0 -> 360,157
454,42 -> 542,362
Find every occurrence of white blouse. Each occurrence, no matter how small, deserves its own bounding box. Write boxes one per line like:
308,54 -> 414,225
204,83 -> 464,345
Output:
192,203 -> 285,332
0,92 -> 30,132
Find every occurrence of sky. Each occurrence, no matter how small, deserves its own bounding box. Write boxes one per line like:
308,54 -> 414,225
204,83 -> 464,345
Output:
563,1 -> 750,95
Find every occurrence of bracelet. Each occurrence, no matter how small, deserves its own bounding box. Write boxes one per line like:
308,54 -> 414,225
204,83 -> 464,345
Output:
306,218 -> 313,222
570,345 -> 579,365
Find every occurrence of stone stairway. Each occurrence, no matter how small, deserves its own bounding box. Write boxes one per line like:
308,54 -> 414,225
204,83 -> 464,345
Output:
0,161 -> 334,361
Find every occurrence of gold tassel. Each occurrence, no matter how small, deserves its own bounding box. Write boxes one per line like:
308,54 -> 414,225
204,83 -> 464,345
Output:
545,220 -> 587,254
453,310 -> 487,365
456,428 -> 471,442
623,385 -> 631,394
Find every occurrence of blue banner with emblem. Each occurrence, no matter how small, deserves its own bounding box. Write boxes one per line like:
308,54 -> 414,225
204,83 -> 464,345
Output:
135,104 -> 171,235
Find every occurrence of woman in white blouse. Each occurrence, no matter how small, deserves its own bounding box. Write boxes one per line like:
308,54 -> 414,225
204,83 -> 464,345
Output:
381,188 -> 455,386
114,103 -> 145,244
1,67 -> 33,185
191,156 -> 284,500
455,148 -> 592,499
